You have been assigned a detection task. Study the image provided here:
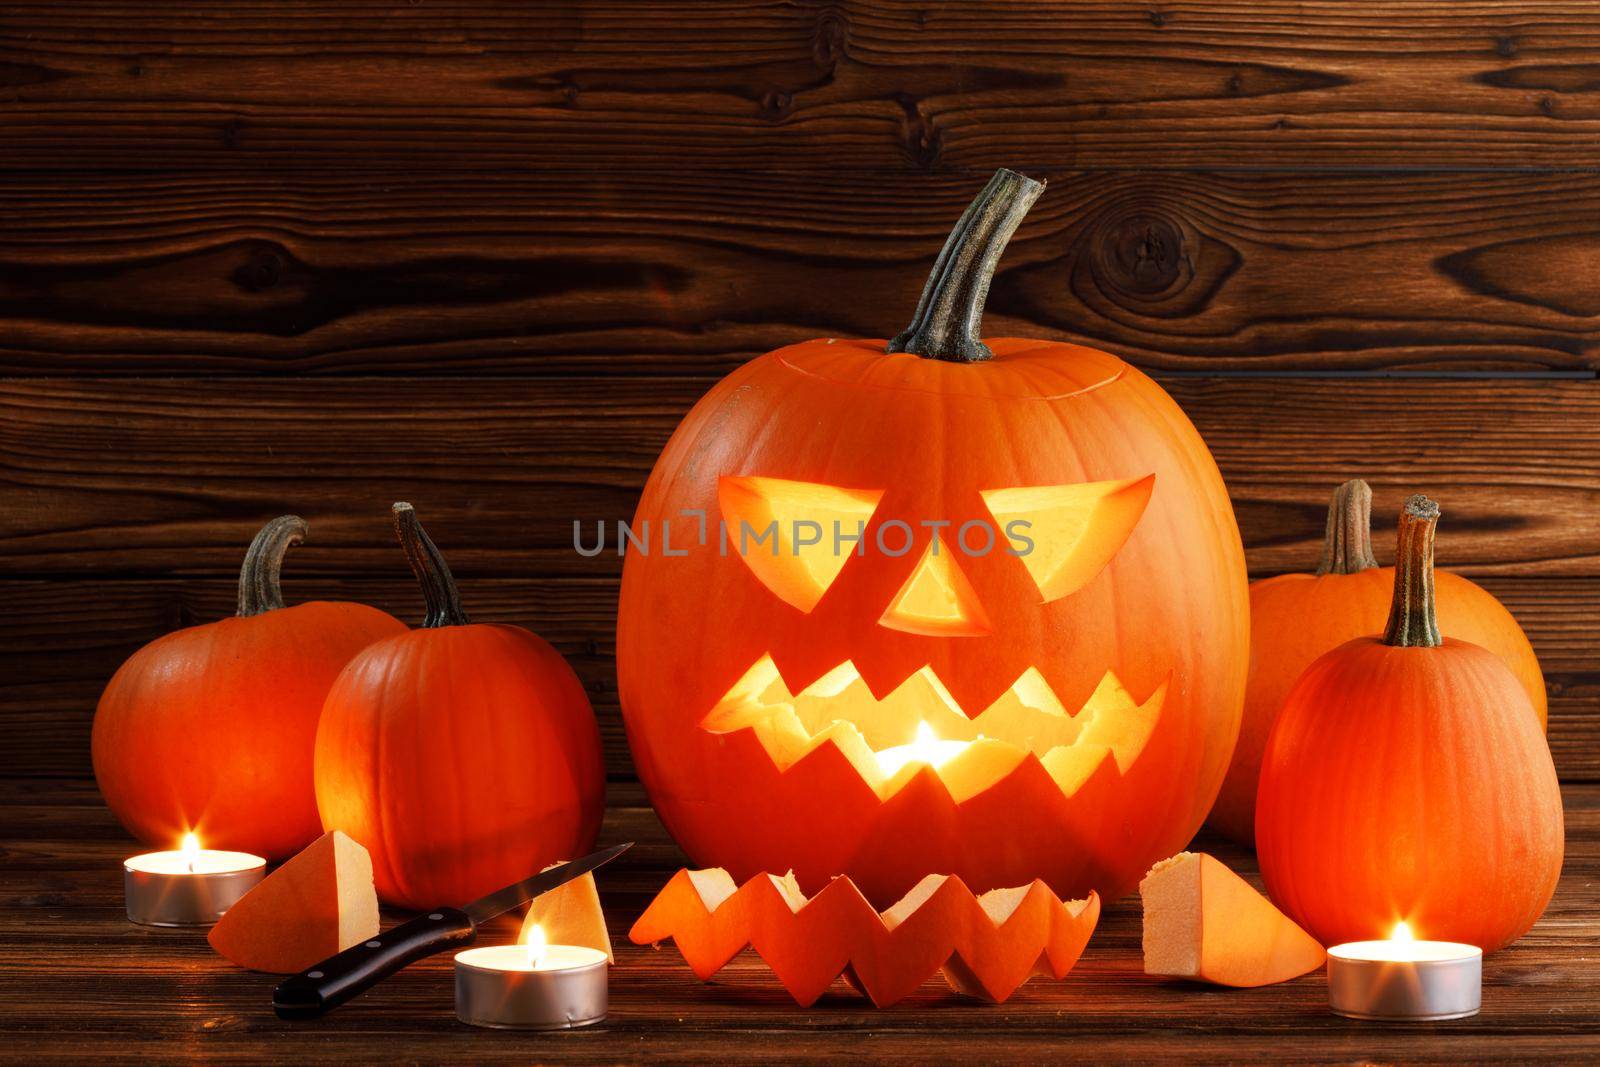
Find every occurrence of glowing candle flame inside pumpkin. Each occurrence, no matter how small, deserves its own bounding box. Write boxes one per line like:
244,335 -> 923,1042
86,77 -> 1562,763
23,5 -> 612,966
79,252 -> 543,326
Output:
523,922 -> 548,970
181,832 -> 201,874
873,721 -> 972,777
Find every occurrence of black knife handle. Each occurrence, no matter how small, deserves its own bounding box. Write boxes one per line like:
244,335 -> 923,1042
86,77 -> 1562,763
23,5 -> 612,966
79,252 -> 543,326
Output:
272,907 -> 475,1019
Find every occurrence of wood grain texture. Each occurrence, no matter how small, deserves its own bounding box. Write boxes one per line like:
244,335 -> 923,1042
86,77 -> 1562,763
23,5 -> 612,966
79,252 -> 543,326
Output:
2,376 -> 1596,580
8,170 -> 1600,375
9,1 -> 1600,171
1,777 -> 1597,1063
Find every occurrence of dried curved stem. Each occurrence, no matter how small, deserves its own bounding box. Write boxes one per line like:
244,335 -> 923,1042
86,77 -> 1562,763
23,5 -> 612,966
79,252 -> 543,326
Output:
236,515 -> 309,617
887,168 -> 1044,363
393,502 -> 470,628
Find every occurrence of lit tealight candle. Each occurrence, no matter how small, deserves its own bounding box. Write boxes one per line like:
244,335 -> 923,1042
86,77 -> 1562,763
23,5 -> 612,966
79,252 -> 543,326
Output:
454,924 -> 609,1030
873,721 -> 972,777
1328,922 -> 1483,1021
123,832 -> 265,927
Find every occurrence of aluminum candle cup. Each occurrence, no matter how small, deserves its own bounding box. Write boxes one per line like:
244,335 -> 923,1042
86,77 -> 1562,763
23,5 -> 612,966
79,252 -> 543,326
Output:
454,943 -> 609,1030
1327,929 -> 1482,1021
123,836 -> 265,927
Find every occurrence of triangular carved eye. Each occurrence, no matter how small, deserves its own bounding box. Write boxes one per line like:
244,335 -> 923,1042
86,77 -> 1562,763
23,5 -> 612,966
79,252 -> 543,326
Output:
980,475 -> 1154,602
719,476 -> 885,612
879,535 -> 991,636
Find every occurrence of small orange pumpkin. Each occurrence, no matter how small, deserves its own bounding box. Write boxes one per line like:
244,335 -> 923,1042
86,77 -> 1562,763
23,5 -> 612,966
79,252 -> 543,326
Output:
1256,496 -> 1563,951
314,504 -> 605,909
93,517 -> 406,859
1208,479 -> 1546,844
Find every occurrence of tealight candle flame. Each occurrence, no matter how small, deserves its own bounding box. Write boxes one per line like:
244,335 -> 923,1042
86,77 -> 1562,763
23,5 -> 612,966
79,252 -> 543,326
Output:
523,923 -> 547,969
1392,921 -> 1414,943
180,832 -> 201,873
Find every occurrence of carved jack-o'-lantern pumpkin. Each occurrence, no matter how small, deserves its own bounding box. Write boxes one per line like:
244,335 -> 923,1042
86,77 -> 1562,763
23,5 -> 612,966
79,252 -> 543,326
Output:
617,171 -> 1249,906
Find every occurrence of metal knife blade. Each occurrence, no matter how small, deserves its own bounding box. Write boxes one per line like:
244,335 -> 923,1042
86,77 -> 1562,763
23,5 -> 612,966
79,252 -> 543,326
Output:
272,841 -> 634,1020
465,841 -> 632,925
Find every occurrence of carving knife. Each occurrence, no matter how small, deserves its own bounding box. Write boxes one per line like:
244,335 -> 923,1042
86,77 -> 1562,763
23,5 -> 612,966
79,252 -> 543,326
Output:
272,842 -> 632,1019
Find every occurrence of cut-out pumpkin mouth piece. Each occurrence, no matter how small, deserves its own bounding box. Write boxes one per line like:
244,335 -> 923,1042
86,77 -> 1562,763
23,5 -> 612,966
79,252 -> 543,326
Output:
701,656 -> 1167,803
629,866 -> 1101,1008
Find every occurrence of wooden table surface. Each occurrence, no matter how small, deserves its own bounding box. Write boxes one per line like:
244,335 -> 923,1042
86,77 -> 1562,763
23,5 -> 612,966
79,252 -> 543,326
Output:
2,776 -> 1596,1064
5,1 -> 1600,1062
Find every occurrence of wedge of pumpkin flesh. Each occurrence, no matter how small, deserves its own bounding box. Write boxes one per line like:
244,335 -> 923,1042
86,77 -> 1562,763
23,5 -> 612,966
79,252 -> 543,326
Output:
207,830 -> 378,973
518,868 -> 612,962
1140,851 -> 1324,987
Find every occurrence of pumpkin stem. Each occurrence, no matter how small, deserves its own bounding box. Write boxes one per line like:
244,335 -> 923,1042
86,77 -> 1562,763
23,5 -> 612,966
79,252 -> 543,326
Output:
392,502 -> 471,628
1382,494 -> 1443,649
1315,479 -> 1379,576
236,515 -> 309,618
888,168 -> 1045,364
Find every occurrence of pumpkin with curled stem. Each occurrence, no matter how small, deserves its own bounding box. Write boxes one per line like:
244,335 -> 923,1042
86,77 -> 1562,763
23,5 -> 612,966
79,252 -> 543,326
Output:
617,169 -> 1250,907
1207,478 -> 1547,845
92,517 -> 406,859
1257,496 -> 1563,951
314,504 -> 605,909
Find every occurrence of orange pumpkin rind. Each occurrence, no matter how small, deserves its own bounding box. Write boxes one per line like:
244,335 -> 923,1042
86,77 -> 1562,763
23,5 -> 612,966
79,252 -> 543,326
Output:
313,505 -> 606,909
1210,478 -> 1548,846
616,169 -> 1251,912
630,867 -> 1099,1007
1256,496 -> 1563,951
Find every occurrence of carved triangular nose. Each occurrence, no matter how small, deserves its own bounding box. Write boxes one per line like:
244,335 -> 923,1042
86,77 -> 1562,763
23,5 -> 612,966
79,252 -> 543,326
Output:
878,535 -> 991,636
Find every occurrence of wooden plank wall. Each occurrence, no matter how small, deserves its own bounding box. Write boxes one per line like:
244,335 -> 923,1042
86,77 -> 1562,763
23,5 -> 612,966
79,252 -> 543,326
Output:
2,2 -> 1596,786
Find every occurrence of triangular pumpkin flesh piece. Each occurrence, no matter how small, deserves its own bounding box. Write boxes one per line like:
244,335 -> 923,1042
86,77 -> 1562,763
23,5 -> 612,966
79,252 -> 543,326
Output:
208,830 -> 379,973
1140,852 -> 1324,987
518,868 -> 612,963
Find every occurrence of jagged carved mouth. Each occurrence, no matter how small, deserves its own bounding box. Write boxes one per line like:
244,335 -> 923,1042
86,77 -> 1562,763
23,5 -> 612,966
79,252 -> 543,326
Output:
701,656 -> 1167,802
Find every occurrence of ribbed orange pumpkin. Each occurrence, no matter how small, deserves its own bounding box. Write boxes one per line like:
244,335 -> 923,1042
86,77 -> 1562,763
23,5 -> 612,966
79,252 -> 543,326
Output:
1208,479 -> 1546,845
617,170 -> 1249,907
1257,496 -> 1563,951
93,517 -> 406,859
315,504 -> 605,909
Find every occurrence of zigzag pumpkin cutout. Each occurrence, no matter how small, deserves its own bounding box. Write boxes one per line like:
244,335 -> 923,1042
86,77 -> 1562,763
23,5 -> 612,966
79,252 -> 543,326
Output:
629,867 -> 1100,1007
